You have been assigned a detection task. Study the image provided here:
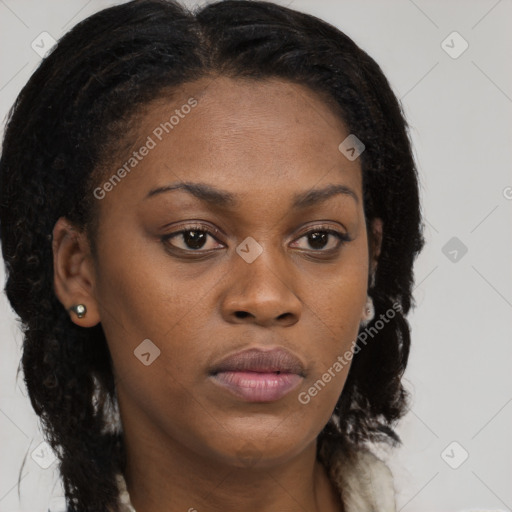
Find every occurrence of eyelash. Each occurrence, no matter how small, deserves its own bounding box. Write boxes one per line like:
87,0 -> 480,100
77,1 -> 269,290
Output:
161,223 -> 351,256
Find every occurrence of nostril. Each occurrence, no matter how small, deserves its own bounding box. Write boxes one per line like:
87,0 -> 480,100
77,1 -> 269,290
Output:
235,311 -> 249,319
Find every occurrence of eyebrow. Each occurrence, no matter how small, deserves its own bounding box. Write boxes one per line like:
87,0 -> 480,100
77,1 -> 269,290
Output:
145,181 -> 358,209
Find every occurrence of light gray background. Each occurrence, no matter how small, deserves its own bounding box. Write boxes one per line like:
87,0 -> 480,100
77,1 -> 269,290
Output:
1,0 -> 511,510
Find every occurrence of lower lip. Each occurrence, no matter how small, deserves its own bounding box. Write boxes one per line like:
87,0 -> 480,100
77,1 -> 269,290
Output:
210,371 -> 303,402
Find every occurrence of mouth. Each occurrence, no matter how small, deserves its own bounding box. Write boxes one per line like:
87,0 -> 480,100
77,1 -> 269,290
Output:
208,347 -> 306,403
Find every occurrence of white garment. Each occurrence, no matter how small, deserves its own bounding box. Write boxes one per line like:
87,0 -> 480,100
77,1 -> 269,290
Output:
115,446 -> 396,512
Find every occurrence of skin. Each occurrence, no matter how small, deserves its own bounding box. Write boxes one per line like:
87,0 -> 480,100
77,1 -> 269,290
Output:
52,76 -> 382,512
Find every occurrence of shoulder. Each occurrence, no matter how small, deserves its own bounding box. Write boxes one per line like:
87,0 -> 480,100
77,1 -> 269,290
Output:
327,445 -> 396,512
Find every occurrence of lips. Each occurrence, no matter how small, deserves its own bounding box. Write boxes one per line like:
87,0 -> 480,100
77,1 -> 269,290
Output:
209,347 -> 306,377
208,347 -> 306,402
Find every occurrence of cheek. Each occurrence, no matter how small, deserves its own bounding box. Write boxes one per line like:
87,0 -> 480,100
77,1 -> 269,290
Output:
298,241 -> 369,404
93,230 -> 194,336
312,245 -> 369,334
91,236 -> 205,396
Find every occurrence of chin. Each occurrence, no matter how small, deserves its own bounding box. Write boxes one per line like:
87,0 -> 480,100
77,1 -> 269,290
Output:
212,430 -> 315,470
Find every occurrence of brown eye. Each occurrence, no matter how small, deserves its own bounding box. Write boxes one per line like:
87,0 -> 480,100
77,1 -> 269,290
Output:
173,229 -> 208,250
291,227 -> 350,252
162,225 -> 223,252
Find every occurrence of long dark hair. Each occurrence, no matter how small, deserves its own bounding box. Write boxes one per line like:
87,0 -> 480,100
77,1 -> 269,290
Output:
0,0 -> 424,510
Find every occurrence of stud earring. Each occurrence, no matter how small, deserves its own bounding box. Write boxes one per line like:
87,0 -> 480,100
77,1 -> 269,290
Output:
360,295 -> 374,327
69,304 -> 87,319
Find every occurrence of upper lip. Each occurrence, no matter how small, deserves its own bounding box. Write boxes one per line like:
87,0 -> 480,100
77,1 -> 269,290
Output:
209,347 -> 306,377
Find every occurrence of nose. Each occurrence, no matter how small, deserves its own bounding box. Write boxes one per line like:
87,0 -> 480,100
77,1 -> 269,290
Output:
220,244 -> 302,328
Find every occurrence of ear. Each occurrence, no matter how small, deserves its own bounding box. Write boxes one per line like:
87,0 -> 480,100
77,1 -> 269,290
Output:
52,216 -> 101,327
368,217 -> 383,281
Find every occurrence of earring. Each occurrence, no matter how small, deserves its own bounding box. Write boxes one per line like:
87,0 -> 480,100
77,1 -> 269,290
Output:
69,304 -> 87,319
360,295 -> 374,327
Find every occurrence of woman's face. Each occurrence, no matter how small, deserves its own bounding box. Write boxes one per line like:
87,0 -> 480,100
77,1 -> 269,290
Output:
58,76 -> 380,468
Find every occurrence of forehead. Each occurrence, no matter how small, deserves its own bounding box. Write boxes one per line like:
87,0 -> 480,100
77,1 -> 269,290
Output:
96,75 -> 363,210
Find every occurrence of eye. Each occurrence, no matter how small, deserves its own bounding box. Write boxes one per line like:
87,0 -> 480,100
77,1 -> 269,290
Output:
161,223 -> 351,255
291,226 -> 351,252
162,224 -> 223,252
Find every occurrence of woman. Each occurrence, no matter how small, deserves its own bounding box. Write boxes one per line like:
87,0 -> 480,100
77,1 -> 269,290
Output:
0,0 -> 424,510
